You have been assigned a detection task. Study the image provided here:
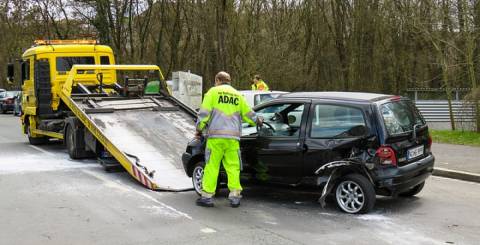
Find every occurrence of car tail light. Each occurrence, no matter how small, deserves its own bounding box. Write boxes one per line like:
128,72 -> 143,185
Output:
427,135 -> 432,148
6,98 -> 13,104
425,135 -> 432,154
376,146 -> 397,166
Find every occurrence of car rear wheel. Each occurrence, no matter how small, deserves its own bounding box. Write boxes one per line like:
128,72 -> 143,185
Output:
192,162 -> 205,196
334,173 -> 375,214
400,181 -> 425,197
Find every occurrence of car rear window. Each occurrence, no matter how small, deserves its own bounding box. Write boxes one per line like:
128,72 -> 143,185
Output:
56,56 -> 95,72
381,100 -> 425,135
310,104 -> 366,138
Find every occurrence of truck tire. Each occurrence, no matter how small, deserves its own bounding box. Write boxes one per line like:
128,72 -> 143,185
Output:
65,120 -> 95,160
26,124 -> 48,145
400,181 -> 425,197
334,173 -> 376,214
66,124 -> 81,159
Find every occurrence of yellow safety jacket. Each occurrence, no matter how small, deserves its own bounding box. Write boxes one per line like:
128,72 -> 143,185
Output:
251,80 -> 269,91
197,84 -> 257,140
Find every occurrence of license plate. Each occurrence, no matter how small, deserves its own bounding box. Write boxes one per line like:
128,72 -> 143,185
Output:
407,145 -> 424,160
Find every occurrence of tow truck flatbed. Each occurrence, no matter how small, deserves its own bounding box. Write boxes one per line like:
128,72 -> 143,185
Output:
57,65 -> 197,191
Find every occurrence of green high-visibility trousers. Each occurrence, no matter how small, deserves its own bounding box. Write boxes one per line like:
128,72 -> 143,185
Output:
202,138 -> 242,197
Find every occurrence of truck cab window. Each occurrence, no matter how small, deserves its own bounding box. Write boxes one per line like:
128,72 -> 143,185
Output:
21,60 -> 30,81
56,57 -> 95,72
100,56 -> 110,65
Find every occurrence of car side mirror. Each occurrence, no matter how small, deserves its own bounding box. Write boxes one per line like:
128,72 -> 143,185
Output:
7,63 -> 14,83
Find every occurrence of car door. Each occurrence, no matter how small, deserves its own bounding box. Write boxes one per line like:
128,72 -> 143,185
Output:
303,101 -> 372,176
242,101 -> 310,184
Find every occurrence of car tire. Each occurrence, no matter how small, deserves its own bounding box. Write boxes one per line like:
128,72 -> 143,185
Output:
334,173 -> 376,214
192,161 -> 205,196
26,124 -> 48,145
191,161 -> 223,196
399,181 -> 425,197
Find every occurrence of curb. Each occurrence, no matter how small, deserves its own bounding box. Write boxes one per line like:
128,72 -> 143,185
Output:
433,168 -> 480,183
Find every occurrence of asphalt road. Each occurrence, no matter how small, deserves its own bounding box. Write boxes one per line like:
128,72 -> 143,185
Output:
1,113 -> 479,245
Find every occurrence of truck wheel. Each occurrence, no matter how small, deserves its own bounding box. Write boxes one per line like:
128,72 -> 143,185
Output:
400,181 -> 425,197
26,124 -> 48,145
66,124 -> 82,159
334,173 -> 376,214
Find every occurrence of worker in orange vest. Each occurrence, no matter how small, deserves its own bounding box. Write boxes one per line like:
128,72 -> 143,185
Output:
251,75 -> 270,91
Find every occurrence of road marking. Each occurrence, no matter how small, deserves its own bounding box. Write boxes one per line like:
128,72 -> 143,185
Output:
82,169 -> 193,220
29,145 -> 56,156
264,221 -> 278,225
200,228 -> 216,233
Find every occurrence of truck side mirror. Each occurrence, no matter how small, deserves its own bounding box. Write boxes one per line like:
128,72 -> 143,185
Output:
7,63 -> 14,83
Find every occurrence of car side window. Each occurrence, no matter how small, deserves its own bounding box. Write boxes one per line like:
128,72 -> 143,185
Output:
255,103 -> 305,137
310,104 -> 366,138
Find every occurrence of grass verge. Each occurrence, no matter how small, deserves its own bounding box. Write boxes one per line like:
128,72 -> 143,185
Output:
430,130 -> 480,147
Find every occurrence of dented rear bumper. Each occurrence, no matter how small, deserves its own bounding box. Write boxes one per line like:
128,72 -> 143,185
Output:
373,154 -> 435,196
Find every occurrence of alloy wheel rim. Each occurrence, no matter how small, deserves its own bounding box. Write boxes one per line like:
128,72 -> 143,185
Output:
336,180 -> 365,213
193,166 -> 203,194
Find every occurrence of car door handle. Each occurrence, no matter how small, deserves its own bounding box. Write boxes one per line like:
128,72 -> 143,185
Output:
297,143 -> 308,152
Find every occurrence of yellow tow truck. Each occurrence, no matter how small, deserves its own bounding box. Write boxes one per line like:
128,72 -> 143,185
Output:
6,40 -> 197,190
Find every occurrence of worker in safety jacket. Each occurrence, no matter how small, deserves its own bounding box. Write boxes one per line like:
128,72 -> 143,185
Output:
196,71 -> 263,208
251,74 -> 270,91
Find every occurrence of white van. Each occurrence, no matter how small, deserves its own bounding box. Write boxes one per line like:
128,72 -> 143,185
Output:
239,90 -> 288,108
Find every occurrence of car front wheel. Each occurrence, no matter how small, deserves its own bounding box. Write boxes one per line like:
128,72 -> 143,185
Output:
334,173 -> 376,214
192,162 -> 205,196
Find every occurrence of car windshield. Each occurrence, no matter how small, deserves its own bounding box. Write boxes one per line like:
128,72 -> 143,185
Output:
254,93 -> 284,106
381,100 -> 425,135
0,91 -> 5,98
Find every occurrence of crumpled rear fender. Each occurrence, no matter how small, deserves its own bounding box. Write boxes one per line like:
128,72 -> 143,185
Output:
315,160 -> 374,208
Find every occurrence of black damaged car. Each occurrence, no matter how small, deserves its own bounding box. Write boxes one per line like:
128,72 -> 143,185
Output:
182,92 -> 434,214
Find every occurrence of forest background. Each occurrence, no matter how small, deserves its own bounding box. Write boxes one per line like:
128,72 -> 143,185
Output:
1,0 -> 480,97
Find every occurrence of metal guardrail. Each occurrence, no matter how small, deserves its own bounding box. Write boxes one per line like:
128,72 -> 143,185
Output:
415,100 -> 476,122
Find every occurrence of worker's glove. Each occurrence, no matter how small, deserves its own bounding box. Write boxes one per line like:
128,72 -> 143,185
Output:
194,130 -> 203,139
256,116 -> 264,127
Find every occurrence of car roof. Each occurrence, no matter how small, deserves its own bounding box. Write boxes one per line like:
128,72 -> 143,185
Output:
239,90 -> 288,95
281,91 -> 394,102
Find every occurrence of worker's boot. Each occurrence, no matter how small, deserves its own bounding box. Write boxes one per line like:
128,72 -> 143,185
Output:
228,190 -> 242,208
229,197 -> 241,208
196,197 -> 214,207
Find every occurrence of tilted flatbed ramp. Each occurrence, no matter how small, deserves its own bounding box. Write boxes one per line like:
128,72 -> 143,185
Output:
60,65 -> 197,191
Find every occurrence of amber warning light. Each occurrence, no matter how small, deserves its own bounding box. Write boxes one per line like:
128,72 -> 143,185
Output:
34,40 -> 98,45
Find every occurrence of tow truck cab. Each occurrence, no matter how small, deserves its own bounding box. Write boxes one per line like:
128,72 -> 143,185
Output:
13,40 -> 116,142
